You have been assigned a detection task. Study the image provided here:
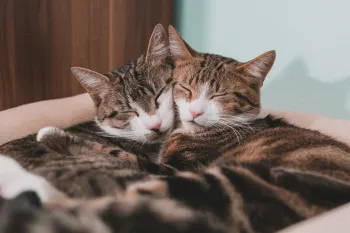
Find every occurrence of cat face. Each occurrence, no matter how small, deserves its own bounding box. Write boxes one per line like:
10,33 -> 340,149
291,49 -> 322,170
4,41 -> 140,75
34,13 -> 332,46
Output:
72,25 -> 174,143
168,26 -> 276,133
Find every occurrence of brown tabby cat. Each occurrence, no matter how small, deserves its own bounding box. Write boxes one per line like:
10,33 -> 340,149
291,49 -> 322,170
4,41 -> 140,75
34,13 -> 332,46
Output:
159,26 -> 350,183
1,24 -> 350,233
0,24 -> 176,199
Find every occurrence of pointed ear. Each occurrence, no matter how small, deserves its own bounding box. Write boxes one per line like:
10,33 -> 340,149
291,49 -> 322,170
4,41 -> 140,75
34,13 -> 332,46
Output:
168,25 -> 196,62
146,24 -> 170,64
235,50 -> 276,86
71,67 -> 110,106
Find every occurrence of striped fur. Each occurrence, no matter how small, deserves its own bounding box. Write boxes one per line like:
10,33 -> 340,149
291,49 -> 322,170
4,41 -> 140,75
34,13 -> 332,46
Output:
1,162 -> 350,233
161,26 -> 350,182
0,24 -> 176,198
1,24 -> 350,233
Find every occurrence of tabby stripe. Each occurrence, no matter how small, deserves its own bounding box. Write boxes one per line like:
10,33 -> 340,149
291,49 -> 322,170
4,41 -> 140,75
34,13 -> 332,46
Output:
209,78 -> 216,89
220,167 -> 303,230
117,75 -> 125,87
200,53 -> 210,67
155,86 -> 166,102
165,77 -> 172,84
215,79 -> 221,92
163,146 -> 221,170
224,58 -> 237,65
138,87 -> 147,96
269,168 -> 350,208
188,74 -> 194,85
202,173 -> 231,219
264,137 -> 349,155
194,72 -> 201,85
164,176 -> 208,209
193,68 -> 204,85
144,82 -> 156,95
217,63 -> 224,70
233,92 -> 258,108
212,59 -> 220,68
221,141 -> 241,154
198,62 -> 208,81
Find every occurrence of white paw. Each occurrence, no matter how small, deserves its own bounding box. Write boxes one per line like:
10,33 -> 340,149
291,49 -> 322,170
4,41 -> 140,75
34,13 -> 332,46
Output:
36,126 -> 63,142
0,155 -> 63,202
0,155 -> 25,173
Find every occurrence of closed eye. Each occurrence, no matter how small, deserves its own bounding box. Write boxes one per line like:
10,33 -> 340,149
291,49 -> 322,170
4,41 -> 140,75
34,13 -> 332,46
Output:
109,110 -> 139,119
112,122 -> 130,129
123,110 -> 139,117
210,93 -> 227,99
108,111 -> 118,118
179,84 -> 192,98
155,87 -> 166,108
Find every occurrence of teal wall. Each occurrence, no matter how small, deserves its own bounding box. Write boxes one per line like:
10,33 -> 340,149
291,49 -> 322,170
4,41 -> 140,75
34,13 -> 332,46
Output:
174,0 -> 350,119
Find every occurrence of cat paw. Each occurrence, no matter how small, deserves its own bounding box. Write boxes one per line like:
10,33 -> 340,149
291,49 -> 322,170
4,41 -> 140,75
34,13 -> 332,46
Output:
36,126 -> 64,142
0,155 -> 63,203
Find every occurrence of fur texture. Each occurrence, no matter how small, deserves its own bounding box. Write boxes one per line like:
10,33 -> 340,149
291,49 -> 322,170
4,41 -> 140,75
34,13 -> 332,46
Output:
1,163 -> 350,233
0,24 -> 176,199
160,26 -> 350,182
1,25 -> 350,233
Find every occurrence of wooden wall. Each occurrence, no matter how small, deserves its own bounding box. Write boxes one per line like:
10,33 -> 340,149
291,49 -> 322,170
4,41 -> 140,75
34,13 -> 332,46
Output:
0,0 -> 173,110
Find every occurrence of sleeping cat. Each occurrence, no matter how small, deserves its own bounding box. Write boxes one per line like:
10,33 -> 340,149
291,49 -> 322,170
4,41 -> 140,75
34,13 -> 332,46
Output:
160,26 -> 350,183
0,23 -> 174,161
1,24 -> 350,233
0,24 -> 177,199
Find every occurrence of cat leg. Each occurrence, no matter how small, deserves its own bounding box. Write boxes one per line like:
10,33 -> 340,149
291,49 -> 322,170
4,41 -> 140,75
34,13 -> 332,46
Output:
36,126 -> 66,142
36,126 -> 90,155
37,126 -> 128,156
37,126 -> 136,157
36,127 -> 175,175
0,154 -> 66,203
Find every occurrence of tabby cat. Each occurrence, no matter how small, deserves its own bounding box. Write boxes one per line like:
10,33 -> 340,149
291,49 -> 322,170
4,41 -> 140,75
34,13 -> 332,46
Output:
0,24 -> 176,199
159,26 -> 350,183
1,25 -> 350,233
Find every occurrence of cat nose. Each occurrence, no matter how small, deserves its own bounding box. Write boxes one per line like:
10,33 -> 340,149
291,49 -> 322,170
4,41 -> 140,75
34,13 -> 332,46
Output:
190,109 -> 204,119
147,121 -> 162,131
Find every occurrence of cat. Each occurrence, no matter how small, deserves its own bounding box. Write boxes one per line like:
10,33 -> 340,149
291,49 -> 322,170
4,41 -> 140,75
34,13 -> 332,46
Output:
0,24 -> 177,199
0,23 -> 174,161
1,24 -> 350,233
159,26 -> 350,183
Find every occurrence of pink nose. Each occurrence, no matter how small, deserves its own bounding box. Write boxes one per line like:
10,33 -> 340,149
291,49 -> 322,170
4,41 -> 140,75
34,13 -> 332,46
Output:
147,122 -> 162,130
190,110 -> 204,119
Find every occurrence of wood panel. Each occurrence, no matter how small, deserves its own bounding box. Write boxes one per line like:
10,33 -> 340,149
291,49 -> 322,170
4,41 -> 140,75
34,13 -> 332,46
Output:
0,0 -> 173,110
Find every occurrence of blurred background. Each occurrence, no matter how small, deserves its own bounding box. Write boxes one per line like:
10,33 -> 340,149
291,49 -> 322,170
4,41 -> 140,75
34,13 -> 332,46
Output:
1,0 -> 349,119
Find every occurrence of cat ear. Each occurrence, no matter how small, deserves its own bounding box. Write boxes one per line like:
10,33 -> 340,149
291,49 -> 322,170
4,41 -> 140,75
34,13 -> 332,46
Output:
71,67 -> 110,106
168,25 -> 197,62
145,24 -> 170,65
235,50 -> 276,86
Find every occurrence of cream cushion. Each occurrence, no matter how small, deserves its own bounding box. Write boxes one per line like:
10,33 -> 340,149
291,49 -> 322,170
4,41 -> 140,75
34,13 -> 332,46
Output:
0,93 -> 349,232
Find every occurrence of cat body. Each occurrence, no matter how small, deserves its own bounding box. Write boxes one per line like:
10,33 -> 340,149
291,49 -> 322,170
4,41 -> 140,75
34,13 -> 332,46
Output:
1,157 -> 350,233
162,115 -> 350,182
